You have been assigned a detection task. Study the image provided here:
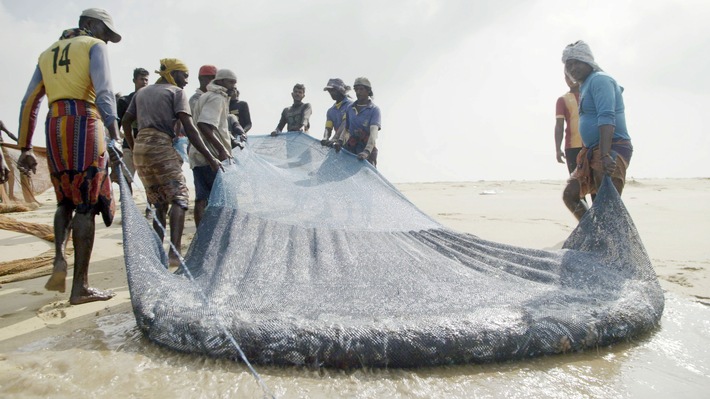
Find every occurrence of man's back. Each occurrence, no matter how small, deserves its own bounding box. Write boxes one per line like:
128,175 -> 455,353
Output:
38,33 -> 103,103
578,72 -> 630,147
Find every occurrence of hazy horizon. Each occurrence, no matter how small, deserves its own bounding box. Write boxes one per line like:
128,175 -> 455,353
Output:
2,0 -> 708,183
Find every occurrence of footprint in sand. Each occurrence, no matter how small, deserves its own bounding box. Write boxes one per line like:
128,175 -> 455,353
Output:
37,301 -> 71,320
662,273 -> 694,288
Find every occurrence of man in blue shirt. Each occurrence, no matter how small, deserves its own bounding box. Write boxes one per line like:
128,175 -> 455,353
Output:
321,78 -> 352,146
561,41 -> 633,221
333,77 -> 382,166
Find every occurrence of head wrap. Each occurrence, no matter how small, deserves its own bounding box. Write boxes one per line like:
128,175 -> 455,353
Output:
323,78 -> 351,96
155,58 -> 189,86
561,40 -> 603,72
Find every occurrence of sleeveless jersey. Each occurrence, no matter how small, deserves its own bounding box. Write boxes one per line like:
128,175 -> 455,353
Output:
37,35 -> 103,104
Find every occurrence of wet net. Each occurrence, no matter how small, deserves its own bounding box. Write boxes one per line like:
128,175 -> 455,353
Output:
120,132 -> 664,368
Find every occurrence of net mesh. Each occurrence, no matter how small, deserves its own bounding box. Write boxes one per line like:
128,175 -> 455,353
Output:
0,143 -> 53,211
120,132 -> 664,368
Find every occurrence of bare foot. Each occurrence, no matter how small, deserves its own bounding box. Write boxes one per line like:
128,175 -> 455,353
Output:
69,287 -> 115,305
169,254 -> 182,267
44,266 -> 67,293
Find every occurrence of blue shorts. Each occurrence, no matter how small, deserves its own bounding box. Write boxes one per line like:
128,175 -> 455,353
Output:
192,165 -> 217,201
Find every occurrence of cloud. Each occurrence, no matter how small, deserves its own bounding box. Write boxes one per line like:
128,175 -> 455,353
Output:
1,0 -> 709,182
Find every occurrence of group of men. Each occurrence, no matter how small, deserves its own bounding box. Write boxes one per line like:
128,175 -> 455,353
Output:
13,8 -> 239,303
8,7 -> 631,306
270,77 -> 383,166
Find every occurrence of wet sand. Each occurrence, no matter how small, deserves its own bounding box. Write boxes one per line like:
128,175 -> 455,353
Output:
0,178 -> 708,398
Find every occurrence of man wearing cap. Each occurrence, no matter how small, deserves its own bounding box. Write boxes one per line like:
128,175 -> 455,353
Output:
121,58 -> 224,266
321,78 -> 352,146
561,40 -> 633,221
16,8 -> 123,304
190,65 -> 217,112
271,83 -> 312,135
332,77 -> 382,166
189,68 -> 238,227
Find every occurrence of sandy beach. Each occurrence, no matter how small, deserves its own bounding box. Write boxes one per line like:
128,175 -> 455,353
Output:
0,177 -> 708,398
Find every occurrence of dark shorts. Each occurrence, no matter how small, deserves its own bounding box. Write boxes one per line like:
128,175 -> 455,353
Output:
193,165 -> 217,201
564,147 -> 583,175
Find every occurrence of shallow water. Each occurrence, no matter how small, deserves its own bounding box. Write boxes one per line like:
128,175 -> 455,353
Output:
0,294 -> 708,399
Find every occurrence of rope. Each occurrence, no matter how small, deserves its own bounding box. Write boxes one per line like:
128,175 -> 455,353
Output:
109,142 -> 275,399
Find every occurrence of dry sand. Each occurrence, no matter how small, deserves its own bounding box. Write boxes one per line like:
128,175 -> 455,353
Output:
0,177 -> 707,349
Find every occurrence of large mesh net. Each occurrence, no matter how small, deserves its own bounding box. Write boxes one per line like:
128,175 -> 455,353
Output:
120,132 -> 664,368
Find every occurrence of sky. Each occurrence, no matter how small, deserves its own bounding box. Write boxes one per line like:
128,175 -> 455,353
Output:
1,0 -> 708,183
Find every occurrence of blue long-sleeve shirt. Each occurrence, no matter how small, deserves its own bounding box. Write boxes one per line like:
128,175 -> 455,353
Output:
578,71 -> 631,148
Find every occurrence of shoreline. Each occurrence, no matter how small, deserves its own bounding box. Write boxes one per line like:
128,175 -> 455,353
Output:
0,177 -> 708,352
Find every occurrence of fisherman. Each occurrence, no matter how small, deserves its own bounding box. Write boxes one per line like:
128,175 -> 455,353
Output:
121,58 -> 224,266
555,74 -> 583,175
189,65 -> 217,111
189,68 -> 237,227
115,67 -> 150,193
320,78 -> 352,146
271,83 -> 312,135
0,120 -> 16,185
16,8 -> 122,304
332,77 -> 382,166
229,89 -> 252,134
561,40 -> 633,220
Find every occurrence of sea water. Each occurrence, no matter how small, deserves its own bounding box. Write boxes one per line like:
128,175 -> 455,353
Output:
0,294 -> 708,399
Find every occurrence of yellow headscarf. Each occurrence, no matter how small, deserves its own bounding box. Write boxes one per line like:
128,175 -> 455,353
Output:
155,58 -> 189,86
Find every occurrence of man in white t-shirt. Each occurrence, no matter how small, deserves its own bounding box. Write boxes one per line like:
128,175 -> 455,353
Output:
189,68 -> 238,226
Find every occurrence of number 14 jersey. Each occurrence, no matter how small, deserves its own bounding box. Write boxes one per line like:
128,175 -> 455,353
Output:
38,33 -> 103,104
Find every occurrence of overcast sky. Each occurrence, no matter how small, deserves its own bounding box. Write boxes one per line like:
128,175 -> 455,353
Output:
1,0 -> 708,182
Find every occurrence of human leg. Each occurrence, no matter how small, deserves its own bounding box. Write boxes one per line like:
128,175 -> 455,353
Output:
192,165 -> 216,227
564,147 -> 582,175
168,203 -> 186,267
563,179 -> 588,221
45,203 -> 73,292
69,211 -> 114,304
194,199 -> 207,227
153,202 -> 169,242
123,147 -> 135,194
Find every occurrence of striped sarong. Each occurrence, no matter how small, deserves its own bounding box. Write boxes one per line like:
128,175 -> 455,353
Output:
45,100 -> 114,226
133,128 -> 189,209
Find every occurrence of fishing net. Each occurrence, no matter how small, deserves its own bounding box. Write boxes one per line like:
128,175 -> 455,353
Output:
120,132 -> 664,368
0,142 -> 53,212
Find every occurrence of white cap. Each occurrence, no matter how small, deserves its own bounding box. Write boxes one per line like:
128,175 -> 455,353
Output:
215,69 -> 237,81
80,8 -> 121,43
